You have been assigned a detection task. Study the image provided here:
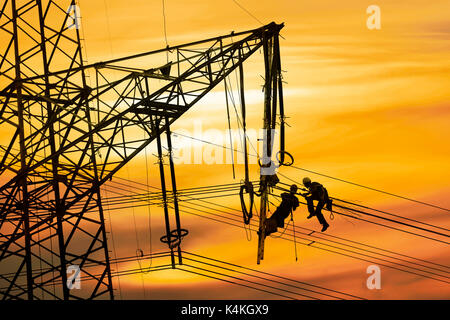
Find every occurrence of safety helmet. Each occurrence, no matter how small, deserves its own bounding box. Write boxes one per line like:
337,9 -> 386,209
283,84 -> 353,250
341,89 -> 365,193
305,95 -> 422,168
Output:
302,177 -> 312,187
290,184 -> 298,193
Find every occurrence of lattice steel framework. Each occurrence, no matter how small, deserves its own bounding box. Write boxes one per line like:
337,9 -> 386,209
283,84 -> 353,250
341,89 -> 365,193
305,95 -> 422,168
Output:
0,0 -> 284,299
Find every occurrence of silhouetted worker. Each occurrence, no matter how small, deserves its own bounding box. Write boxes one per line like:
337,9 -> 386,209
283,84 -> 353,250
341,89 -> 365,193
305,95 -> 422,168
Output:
262,184 -> 299,238
301,177 -> 332,232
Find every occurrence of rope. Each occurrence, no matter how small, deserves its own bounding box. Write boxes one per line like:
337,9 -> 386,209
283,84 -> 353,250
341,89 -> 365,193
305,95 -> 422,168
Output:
239,181 -> 254,224
224,75 -> 236,179
268,218 -> 291,239
329,210 -> 335,221
291,210 -> 298,262
162,0 -> 169,62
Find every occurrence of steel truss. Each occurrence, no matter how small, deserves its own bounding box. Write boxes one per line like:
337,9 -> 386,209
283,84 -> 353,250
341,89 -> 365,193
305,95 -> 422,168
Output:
0,0 -> 284,299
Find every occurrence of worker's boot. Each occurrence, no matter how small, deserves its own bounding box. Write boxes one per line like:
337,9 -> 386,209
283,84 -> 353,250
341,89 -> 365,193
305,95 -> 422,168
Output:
307,213 -> 315,219
321,222 -> 329,232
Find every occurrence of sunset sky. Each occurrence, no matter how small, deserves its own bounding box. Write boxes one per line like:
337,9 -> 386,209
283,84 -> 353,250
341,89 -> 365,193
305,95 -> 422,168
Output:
73,0 -> 450,299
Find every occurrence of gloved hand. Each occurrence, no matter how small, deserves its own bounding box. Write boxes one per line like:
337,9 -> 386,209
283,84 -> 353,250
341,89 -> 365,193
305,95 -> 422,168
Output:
300,193 -> 309,198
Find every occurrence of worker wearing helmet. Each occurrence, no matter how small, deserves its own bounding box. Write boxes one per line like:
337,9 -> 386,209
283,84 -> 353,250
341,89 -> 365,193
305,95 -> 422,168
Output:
301,177 -> 332,232
261,184 -> 299,238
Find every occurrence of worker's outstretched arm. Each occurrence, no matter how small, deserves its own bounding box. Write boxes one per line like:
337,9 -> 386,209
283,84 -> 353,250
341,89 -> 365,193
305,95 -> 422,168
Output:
299,191 -> 311,198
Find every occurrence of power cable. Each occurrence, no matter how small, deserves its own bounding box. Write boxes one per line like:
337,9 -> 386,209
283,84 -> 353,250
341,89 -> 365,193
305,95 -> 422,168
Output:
290,165 -> 450,213
231,0 -> 264,25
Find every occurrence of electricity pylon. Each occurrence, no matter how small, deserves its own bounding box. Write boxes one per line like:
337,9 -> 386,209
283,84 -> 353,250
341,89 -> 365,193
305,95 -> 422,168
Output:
0,0 -> 284,299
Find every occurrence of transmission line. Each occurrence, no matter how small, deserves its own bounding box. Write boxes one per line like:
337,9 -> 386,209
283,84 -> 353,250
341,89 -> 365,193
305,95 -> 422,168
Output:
105,176 -> 450,244
289,165 -> 450,213
96,177 -> 450,284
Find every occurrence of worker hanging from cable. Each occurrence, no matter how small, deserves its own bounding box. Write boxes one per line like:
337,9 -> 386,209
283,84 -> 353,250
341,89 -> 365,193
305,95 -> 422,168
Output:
301,177 -> 332,232
259,184 -> 299,238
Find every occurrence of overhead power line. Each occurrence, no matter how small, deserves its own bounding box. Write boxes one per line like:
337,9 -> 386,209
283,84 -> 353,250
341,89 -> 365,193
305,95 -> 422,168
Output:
0,251 -> 363,300
96,176 -> 450,284
290,165 -> 450,213
107,175 -> 450,244
231,0 -> 264,25
161,133 -> 450,214
179,205 -> 450,284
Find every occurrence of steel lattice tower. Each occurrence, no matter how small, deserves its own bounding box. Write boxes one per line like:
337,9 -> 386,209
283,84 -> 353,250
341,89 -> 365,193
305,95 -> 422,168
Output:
0,0 -> 284,300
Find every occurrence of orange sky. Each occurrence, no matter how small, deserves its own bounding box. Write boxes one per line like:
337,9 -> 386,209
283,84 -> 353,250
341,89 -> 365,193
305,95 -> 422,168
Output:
72,0 -> 450,299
